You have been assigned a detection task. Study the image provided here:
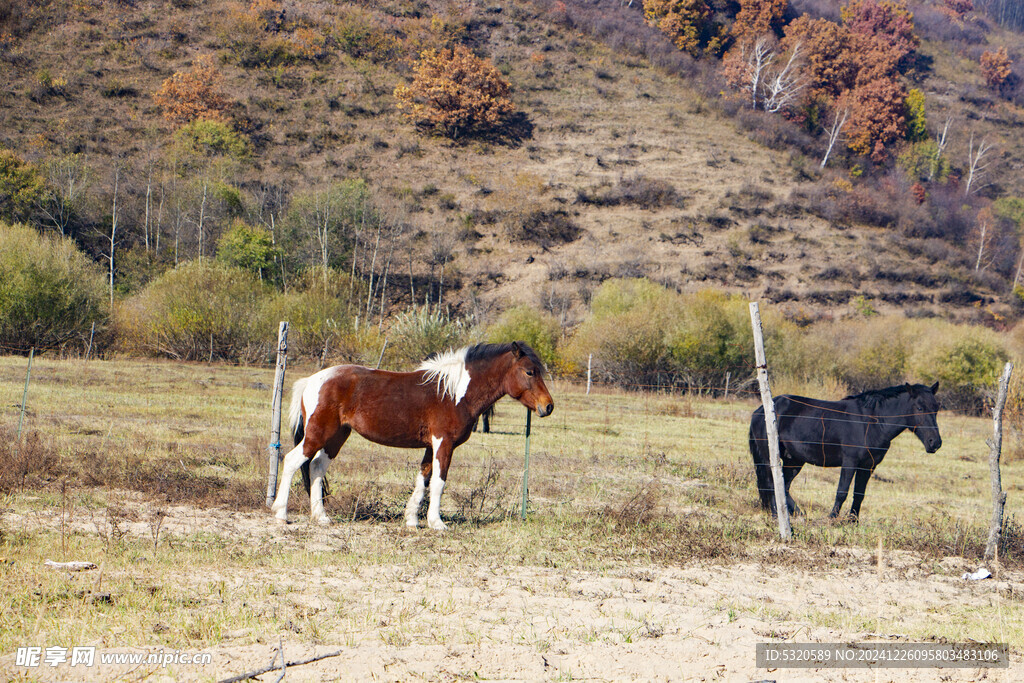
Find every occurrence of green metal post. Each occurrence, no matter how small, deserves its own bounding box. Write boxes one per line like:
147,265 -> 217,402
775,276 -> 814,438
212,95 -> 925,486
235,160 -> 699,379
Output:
521,408 -> 532,520
15,348 -> 34,451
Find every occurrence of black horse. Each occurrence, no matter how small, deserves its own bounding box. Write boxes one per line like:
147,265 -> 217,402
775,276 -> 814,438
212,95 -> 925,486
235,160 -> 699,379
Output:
749,383 -> 942,520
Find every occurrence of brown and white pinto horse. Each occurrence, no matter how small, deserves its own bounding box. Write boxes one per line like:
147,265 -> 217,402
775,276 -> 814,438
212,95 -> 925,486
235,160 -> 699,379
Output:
270,341 -> 554,530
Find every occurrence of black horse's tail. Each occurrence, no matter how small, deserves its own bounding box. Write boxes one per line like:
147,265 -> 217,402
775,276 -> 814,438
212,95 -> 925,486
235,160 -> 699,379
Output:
749,406 -> 775,512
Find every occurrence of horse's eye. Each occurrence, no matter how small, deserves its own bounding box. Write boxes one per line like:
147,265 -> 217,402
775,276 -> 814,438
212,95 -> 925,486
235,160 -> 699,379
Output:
525,369 -> 535,377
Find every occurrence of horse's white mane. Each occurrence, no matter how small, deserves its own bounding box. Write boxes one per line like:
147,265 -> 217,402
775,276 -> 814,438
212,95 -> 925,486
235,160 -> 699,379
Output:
418,346 -> 471,404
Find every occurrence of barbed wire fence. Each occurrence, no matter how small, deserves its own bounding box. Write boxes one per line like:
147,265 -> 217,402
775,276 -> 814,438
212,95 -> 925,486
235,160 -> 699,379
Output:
1,320 -> 1018,562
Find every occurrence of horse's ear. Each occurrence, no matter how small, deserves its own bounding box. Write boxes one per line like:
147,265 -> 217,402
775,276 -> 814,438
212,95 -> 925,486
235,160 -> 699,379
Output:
511,341 -> 524,358
930,381 -> 939,394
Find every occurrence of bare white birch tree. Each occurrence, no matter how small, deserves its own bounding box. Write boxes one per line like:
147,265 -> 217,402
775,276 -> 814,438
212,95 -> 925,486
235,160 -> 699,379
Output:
928,115 -> 953,181
965,132 -> 995,196
101,167 -> 120,307
739,38 -> 805,113
975,217 -> 989,271
820,107 -> 850,169
762,41 -> 805,113
38,153 -> 91,237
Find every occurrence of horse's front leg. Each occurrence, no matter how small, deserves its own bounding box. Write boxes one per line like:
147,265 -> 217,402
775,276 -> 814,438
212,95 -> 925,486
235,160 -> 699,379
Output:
308,450 -> 332,525
405,448 -> 433,528
426,436 -> 454,531
848,466 -> 875,521
829,465 -> 856,519
782,462 -> 803,516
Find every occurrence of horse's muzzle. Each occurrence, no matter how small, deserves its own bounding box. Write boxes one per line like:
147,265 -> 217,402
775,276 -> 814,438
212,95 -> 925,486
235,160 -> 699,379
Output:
926,438 -> 942,453
536,402 -> 554,417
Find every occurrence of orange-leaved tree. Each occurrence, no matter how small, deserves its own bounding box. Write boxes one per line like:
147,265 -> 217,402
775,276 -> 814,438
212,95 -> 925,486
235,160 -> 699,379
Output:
153,55 -> 231,126
394,45 -> 514,139
845,76 -> 907,162
730,0 -> 788,45
980,46 -> 1012,91
642,0 -> 711,57
781,15 -> 857,106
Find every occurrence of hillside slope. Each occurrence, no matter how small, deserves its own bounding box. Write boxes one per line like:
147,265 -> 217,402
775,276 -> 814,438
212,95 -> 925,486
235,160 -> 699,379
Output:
1,0 -> 1022,327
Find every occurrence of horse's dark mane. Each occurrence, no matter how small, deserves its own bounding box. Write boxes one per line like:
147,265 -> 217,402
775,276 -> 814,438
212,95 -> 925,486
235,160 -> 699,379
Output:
464,342 -> 546,375
843,384 -> 927,407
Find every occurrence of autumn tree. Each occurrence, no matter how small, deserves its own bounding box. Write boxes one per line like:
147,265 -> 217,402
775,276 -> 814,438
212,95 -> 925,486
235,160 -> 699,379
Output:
153,55 -> 231,126
781,16 -> 857,110
845,77 -> 907,162
642,0 -> 712,57
842,0 -> 918,73
942,0 -> 974,22
731,0 -> 788,45
394,45 -> 514,139
980,46 -> 1012,91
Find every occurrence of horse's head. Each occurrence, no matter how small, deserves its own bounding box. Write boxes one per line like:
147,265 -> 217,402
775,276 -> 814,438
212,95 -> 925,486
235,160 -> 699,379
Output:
504,341 -> 554,417
908,382 -> 942,453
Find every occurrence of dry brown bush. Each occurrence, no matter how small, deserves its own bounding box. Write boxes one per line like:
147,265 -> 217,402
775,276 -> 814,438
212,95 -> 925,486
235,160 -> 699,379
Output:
394,45 -> 514,139
152,54 -> 231,126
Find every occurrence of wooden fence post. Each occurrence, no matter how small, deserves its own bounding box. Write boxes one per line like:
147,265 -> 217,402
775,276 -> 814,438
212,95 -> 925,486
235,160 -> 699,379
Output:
85,322 -> 96,361
749,302 -> 792,541
266,322 -> 289,508
724,371 -> 731,400
586,354 -> 592,395
985,362 -> 1013,561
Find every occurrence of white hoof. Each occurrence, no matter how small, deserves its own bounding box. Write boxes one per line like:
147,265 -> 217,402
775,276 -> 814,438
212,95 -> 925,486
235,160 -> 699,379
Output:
315,515 -> 331,526
405,516 -> 419,529
274,516 -> 288,525
427,517 -> 448,531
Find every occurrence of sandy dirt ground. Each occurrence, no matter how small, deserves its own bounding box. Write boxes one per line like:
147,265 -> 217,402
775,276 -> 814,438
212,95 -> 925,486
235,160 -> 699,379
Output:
3,498 -> 1021,682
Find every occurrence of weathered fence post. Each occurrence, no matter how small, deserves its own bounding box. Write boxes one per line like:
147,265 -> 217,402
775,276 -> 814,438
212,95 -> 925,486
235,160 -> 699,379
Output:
724,371 -> 731,400
521,408 -> 532,521
586,354 -> 592,395
749,302 -> 792,541
266,322 -> 289,508
85,322 -> 96,361
375,338 -> 388,369
15,348 -> 34,456
985,362 -> 1013,561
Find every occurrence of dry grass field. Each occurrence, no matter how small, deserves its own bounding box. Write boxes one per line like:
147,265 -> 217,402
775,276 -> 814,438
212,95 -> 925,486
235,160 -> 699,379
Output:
1,354 -> 1023,681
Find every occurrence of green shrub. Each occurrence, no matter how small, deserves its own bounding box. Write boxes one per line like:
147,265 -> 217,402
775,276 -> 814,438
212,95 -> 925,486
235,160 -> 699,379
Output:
808,317 -> 909,391
0,149 -> 44,224
261,266 -> 372,363
567,279 -> 678,385
216,221 -> 279,278
667,290 -> 753,388
386,306 -> 469,369
0,222 -> 108,353
172,119 -> 251,161
569,279 -> 804,392
118,261 -> 271,362
906,320 -> 1009,413
486,305 -> 560,369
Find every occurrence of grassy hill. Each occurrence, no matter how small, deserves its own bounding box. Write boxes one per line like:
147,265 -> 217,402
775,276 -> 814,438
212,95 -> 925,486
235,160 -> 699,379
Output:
2,0 -> 1024,328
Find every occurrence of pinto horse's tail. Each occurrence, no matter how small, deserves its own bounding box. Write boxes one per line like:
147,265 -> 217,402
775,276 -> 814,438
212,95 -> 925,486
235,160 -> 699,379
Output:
749,406 -> 775,513
289,376 -> 308,446
287,377 -> 315,496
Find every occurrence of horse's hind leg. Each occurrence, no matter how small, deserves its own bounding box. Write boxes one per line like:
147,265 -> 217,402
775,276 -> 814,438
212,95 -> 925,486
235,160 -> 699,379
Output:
404,448 -> 433,528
